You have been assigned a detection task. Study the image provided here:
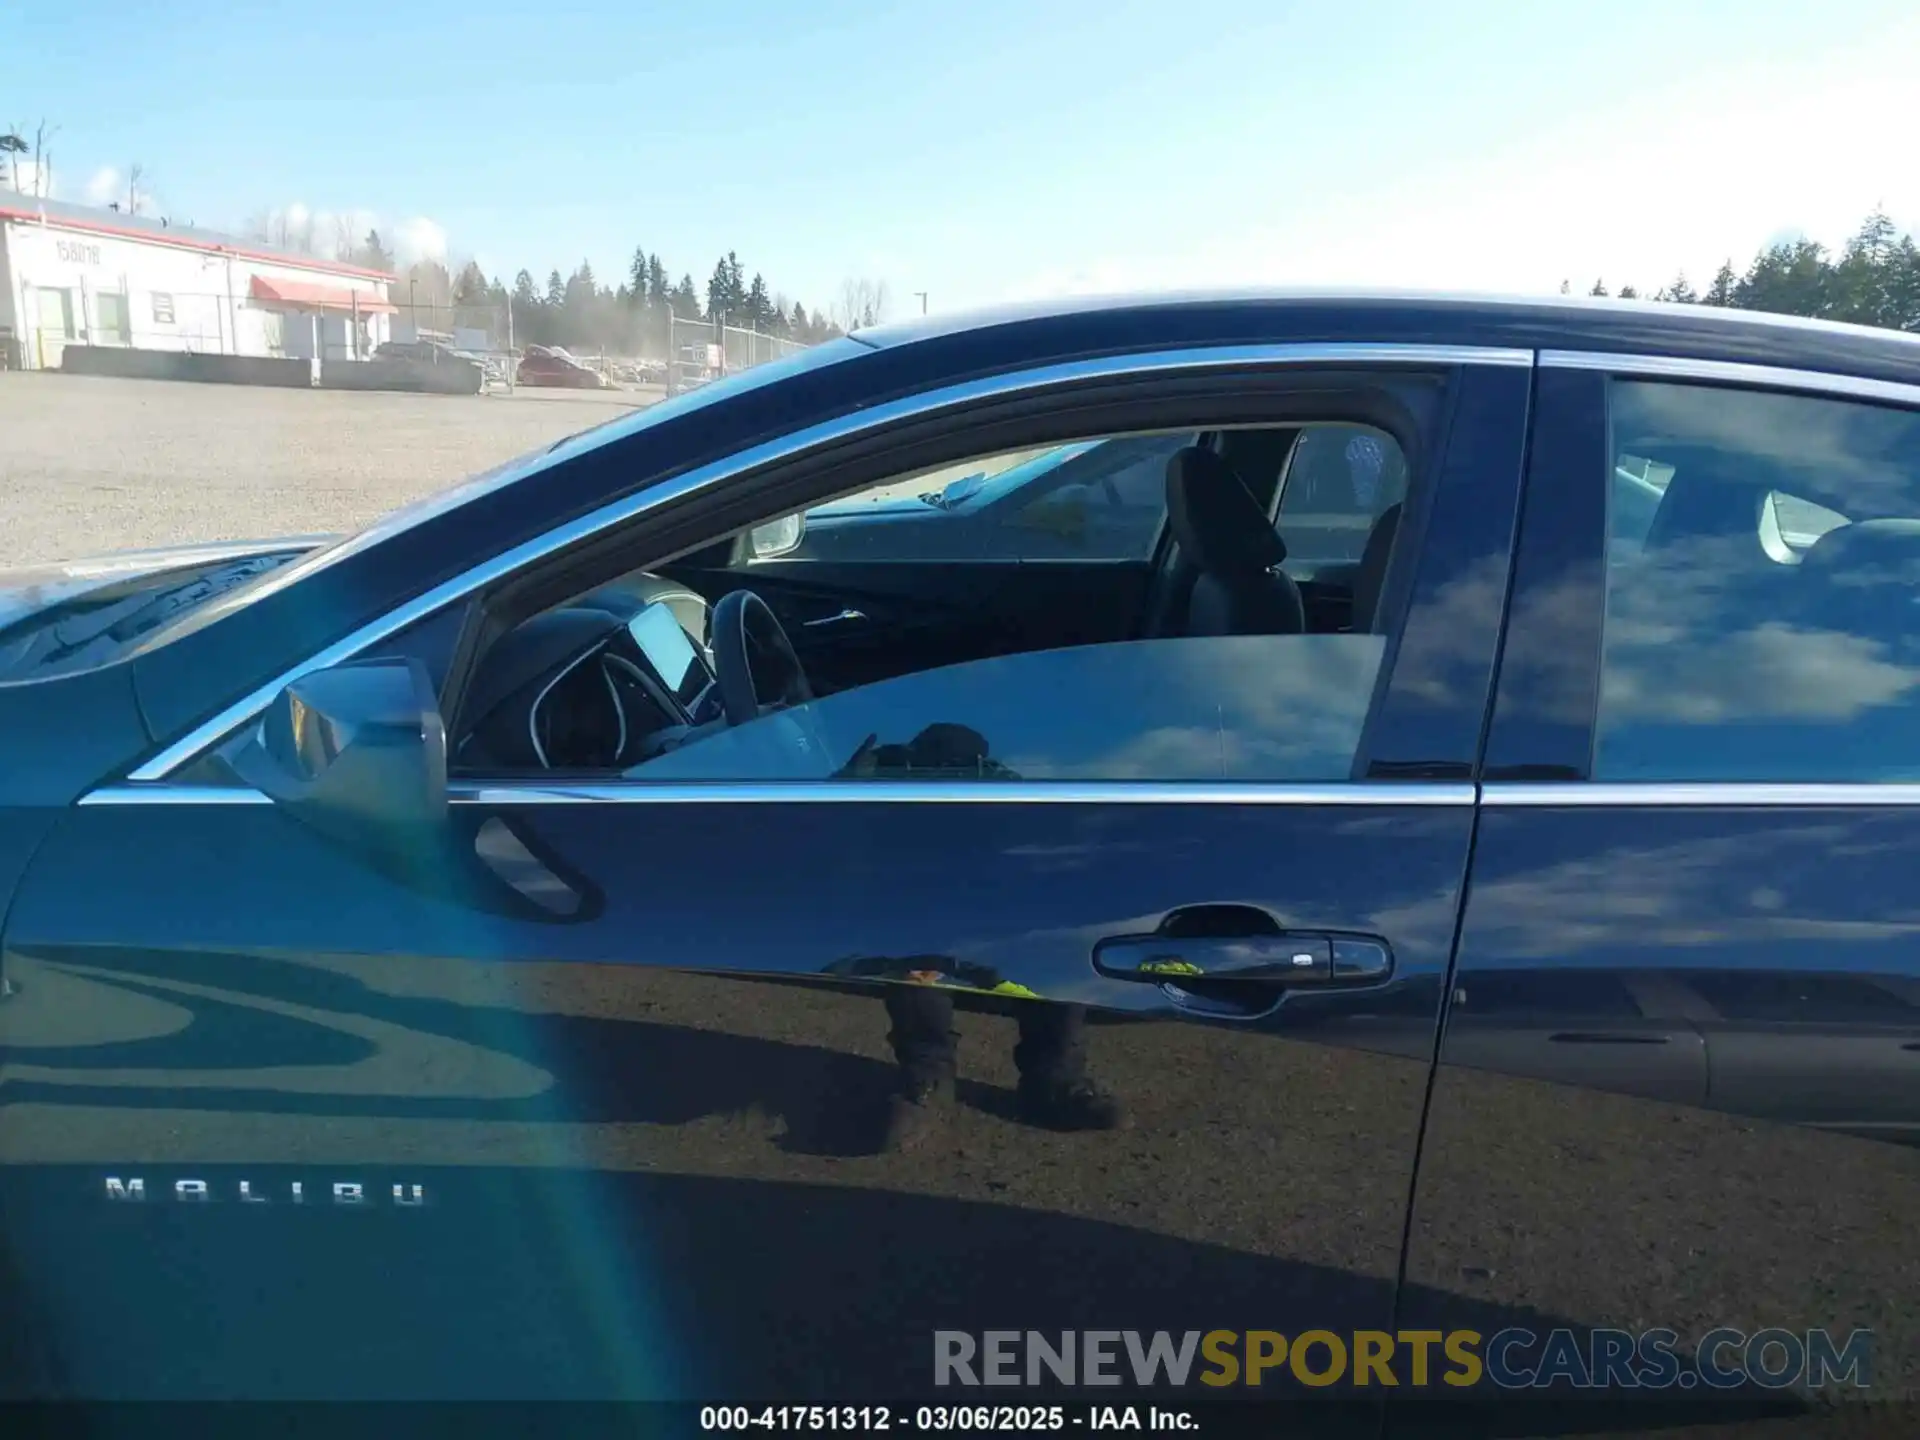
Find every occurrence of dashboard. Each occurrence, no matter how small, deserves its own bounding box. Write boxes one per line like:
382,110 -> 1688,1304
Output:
454,584 -> 725,772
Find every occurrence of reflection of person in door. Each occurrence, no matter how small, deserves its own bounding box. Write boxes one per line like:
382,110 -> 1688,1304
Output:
831,722 -> 1126,1150
882,983 -> 1124,1151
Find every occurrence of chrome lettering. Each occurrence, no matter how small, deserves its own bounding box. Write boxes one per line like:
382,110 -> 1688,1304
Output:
105,1177 -> 146,1201
393,1184 -> 426,1207
238,1181 -> 269,1204
175,1179 -> 210,1202
333,1182 -> 365,1206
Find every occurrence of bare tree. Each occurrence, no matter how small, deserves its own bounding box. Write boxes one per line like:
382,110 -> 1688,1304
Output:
832,276 -> 892,332
331,213 -> 357,262
5,119 -> 60,197
33,121 -> 56,198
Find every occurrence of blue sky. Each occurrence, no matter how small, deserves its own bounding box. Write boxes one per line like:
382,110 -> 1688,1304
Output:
8,0 -> 1919,316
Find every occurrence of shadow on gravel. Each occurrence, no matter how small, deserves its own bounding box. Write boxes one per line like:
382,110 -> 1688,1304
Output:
0,1163 -> 1834,1439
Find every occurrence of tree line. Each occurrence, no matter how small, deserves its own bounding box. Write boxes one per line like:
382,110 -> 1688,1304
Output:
1567,210 -> 1920,332
378,241 -> 868,357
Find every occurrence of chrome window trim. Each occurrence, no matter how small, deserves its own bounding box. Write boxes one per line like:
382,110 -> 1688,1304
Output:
123,341 -> 1531,785
82,780 -> 1476,808
85,780 -> 1920,809
1483,782 -> 1920,807
79,785 -> 272,807
1540,350 -> 1920,409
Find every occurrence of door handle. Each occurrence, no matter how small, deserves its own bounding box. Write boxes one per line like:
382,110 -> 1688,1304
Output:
804,608 -> 867,628
1093,932 -> 1392,988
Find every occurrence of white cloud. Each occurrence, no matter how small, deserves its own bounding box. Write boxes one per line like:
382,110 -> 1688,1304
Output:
397,216 -> 448,264
988,19 -> 1920,306
84,166 -> 120,206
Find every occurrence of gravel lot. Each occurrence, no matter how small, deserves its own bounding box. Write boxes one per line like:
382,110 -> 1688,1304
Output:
0,371 -> 659,567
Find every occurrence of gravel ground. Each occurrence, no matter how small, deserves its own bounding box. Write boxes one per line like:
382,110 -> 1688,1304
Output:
0,371 -> 659,567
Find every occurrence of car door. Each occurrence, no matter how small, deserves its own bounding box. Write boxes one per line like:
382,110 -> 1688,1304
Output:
1402,359 -> 1920,1430
0,343 -> 1529,1412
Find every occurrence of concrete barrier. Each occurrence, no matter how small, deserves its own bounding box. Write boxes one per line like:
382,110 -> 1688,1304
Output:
318,358 -> 483,395
60,346 -> 313,387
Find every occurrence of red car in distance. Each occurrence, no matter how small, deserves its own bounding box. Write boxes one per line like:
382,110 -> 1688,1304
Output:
515,345 -> 609,388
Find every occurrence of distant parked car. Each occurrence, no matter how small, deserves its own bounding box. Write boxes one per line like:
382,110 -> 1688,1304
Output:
373,338 -> 505,387
517,345 -> 609,389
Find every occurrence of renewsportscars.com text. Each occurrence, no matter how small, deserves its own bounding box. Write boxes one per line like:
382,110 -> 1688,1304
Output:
933,1328 -> 1873,1391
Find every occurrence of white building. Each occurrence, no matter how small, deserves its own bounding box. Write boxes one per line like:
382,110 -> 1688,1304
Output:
0,197 -> 395,370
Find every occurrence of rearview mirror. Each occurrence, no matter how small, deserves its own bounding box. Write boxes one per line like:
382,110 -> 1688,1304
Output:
231,657 -> 447,845
746,512 -> 805,559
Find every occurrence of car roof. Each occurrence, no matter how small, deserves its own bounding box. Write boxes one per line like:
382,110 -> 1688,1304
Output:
854,287 -> 1920,388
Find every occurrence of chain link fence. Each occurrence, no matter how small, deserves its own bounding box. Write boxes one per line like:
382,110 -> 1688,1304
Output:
13,278 -> 809,395
666,313 -> 803,395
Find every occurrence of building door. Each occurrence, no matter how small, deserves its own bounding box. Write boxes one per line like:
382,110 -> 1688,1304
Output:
31,287 -> 74,369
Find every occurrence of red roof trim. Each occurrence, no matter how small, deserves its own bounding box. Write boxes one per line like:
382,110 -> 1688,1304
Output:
0,203 -> 396,282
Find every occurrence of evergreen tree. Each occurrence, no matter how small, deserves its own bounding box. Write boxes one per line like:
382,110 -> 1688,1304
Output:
1831,210 -> 1901,328
745,272 -> 772,330
671,273 -> 701,319
546,269 -> 565,307
1887,236 -> 1920,332
1558,279 -> 1571,295
452,260 -> 489,304
1704,261 -> 1738,306
706,257 -> 735,321
1589,279 -> 1609,297
1618,284 -> 1639,299
647,254 -> 669,308
1655,274 -> 1698,304
513,270 -> 539,309
1735,239 -> 1832,319
628,245 -> 650,305
790,300 -> 809,336
357,229 -> 395,273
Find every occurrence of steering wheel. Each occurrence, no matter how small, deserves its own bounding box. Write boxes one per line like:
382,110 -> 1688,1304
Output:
711,589 -> 814,726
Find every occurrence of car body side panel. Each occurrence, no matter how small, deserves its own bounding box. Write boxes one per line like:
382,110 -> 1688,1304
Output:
1401,358 -> 1920,1423
1,795 -> 1472,1400
0,353 -> 1532,1407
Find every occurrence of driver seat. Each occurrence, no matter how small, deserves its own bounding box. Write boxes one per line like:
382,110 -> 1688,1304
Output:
1163,447 -> 1307,636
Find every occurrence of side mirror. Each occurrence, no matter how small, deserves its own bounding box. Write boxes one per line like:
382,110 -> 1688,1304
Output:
746,511 -> 805,559
231,657 -> 447,846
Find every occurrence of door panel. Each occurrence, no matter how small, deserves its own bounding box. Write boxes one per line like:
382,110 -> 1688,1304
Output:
0,361 -> 1531,1410
3,794 -> 1470,1401
1403,364 -> 1920,1430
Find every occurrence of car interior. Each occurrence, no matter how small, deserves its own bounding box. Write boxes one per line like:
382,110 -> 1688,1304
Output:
447,422 -> 1413,777
1607,441 -> 1907,641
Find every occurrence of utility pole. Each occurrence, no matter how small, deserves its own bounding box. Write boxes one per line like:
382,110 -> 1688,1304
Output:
913,291 -> 928,315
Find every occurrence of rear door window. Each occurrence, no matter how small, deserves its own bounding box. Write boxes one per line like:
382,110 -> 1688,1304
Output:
1595,381 -> 1920,781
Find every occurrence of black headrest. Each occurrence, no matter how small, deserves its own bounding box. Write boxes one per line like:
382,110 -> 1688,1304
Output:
1799,518 -> 1920,583
1165,448 -> 1286,576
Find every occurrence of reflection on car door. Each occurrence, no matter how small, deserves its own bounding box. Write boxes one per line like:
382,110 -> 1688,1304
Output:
1403,363 -> 1920,1423
0,360 -> 1529,1409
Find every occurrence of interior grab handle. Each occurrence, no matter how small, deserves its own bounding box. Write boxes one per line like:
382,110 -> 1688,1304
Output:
805,608 -> 867,628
